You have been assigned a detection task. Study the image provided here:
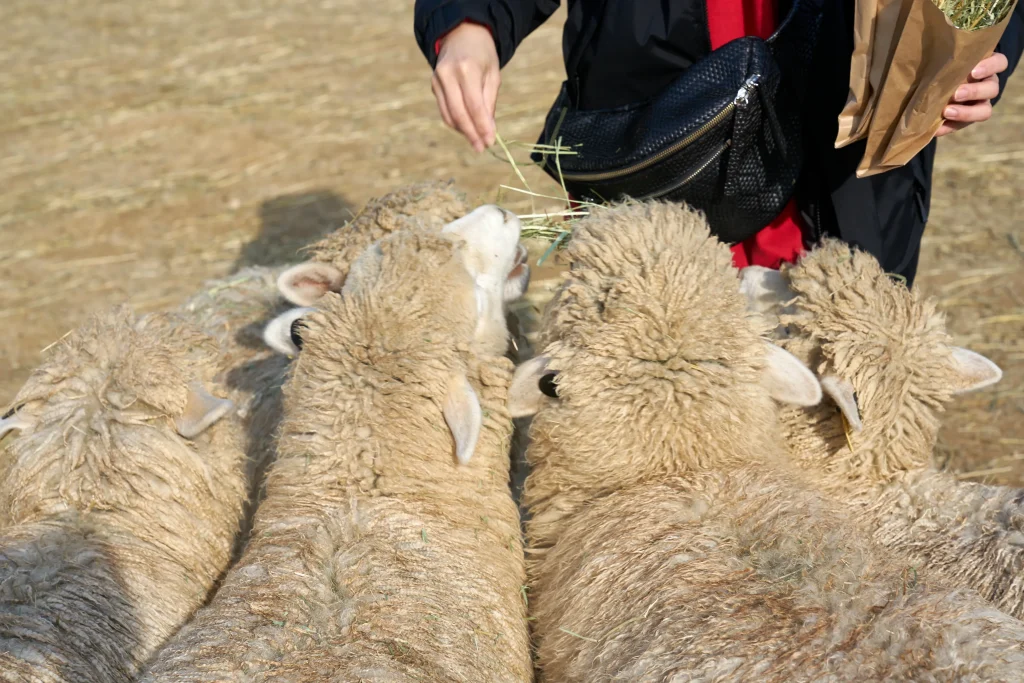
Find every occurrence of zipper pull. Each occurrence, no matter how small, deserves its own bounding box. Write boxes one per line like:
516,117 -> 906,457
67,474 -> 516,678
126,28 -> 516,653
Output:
735,75 -> 762,108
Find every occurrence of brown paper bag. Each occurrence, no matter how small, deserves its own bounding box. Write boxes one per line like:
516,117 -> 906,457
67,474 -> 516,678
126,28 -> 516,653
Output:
835,0 -> 880,147
835,0 -> 905,147
857,0 -> 1017,177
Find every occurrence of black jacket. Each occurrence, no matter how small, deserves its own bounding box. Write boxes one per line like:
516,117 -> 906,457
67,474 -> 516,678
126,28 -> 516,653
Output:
415,0 -> 1024,285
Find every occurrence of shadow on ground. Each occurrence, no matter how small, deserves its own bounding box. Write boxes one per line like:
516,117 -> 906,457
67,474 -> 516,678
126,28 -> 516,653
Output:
233,190 -> 355,270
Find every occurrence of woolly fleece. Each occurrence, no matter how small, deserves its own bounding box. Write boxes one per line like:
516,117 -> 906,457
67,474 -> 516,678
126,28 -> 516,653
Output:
758,239 -> 1024,621
142,230 -> 531,682
518,202 -> 1024,682
0,306 -> 247,680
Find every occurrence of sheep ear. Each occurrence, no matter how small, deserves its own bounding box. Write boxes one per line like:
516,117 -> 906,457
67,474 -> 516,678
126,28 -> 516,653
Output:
509,355 -> 559,418
739,266 -> 794,313
761,342 -> 822,407
277,262 -> 344,306
175,383 -> 234,438
263,307 -> 316,357
948,347 -> 1003,395
443,374 -> 482,465
0,413 -> 29,438
820,375 -> 862,432
503,244 -> 532,302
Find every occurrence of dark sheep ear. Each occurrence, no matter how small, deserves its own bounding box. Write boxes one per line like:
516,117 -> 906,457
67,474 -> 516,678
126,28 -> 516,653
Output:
538,372 -> 560,398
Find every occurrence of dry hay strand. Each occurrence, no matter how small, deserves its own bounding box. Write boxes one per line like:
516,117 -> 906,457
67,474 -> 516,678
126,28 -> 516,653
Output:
933,0 -> 1014,30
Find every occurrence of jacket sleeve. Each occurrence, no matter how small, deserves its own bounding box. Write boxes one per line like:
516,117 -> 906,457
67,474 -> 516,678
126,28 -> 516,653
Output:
414,0 -> 561,69
994,3 -> 1024,106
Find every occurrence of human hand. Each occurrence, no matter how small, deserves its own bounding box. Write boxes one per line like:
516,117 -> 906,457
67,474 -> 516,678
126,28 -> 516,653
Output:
936,52 -> 1008,137
432,23 -> 500,152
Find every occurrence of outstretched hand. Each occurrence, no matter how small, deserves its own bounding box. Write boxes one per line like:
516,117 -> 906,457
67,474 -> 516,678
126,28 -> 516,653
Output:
432,23 -> 500,152
936,52 -> 1008,137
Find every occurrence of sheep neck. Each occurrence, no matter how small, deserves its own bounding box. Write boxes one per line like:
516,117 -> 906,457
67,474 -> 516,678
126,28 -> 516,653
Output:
521,383 -> 788,552
780,400 -> 938,496
272,351 -> 515,517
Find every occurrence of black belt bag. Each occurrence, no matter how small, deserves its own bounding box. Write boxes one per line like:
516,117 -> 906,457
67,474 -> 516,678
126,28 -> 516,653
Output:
530,0 -> 824,244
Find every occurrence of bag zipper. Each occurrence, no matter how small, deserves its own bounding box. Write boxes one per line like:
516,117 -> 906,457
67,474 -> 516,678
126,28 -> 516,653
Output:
553,75 -> 761,183
636,140 -> 732,201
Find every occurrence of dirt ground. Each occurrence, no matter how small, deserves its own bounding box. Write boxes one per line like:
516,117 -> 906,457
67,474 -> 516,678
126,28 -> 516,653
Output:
1,0 -> 1021,482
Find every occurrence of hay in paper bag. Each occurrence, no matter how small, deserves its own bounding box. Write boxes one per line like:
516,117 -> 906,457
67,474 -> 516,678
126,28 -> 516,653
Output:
857,0 -> 1016,177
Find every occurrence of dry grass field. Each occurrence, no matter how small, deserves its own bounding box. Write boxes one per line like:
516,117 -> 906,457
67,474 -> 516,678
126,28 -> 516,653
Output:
1,0 -> 1021,482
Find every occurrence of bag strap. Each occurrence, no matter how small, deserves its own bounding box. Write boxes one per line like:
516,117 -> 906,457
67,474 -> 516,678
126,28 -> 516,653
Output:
767,0 -> 801,44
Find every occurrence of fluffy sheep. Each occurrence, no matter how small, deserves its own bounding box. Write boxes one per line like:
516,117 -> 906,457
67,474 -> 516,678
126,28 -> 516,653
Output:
0,307 -> 247,681
275,179 -> 530,308
140,205 -> 532,682
740,241 -> 1024,619
509,201 -> 1024,682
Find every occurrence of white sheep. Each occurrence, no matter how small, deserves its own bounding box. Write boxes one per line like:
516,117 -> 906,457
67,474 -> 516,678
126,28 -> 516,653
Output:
740,240 -> 1024,620
0,307 -> 246,681
509,200 -> 1024,682
140,205 -> 533,682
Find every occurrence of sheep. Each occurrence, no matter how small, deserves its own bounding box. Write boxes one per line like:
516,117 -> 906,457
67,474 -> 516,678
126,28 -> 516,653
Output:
0,306 -> 247,681
140,205 -> 532,682
176,182 -> 533,542
275,179 -> 530,308
739,241 -> 1024,620
508,200 -> 1024,682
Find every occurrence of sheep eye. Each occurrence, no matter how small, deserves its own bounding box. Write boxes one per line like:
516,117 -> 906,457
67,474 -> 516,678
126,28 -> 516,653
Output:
289,319 -> 306,351
2,404 -> 22,420
538,372 -> 559,398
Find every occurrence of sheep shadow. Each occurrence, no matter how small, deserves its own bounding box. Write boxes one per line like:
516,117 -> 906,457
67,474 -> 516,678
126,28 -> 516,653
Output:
232,190 -> 356,271
0,520 -> 143,682
223,309 -> 293,563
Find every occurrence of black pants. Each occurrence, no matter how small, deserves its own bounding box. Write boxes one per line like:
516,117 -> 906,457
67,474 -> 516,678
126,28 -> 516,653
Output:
807,138 -> 935,289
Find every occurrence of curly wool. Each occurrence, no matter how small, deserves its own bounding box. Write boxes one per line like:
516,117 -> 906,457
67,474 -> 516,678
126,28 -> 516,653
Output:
0,307 -> 248,680
523,201 -> 780,549
778,239 -> 955,482
303,179 -> 469,275
142,231 -> 531,682
771,239 -> 1024,620
522,202 -> 1024,682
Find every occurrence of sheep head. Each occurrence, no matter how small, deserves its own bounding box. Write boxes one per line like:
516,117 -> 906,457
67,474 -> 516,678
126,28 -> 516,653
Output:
1,306 -> 234,444
275,181 -> 530,307
509,201 -> 822,489
739,239 -> 1003,479
264,205 -> 523,465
